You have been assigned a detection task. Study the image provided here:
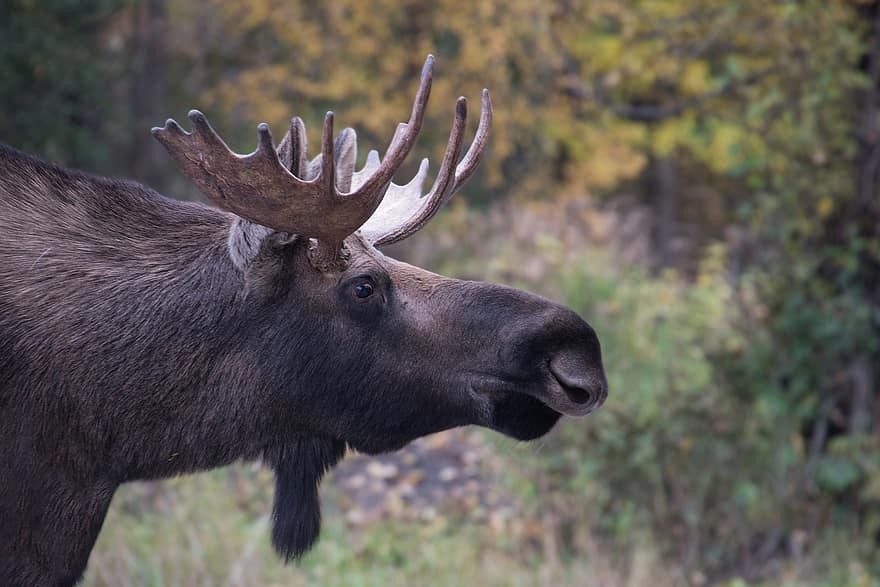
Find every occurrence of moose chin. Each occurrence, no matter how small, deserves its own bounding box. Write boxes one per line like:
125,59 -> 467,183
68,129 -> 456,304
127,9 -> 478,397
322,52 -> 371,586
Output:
0,54 -> 607,586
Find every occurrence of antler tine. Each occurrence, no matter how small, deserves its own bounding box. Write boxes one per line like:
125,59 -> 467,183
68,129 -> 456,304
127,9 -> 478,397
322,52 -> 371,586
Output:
188,110 -> 224,145
429,97 -> 469,201
451,89 -> 493,199
348,55 -> 434,201
365,88 -> 493,246
257,123 -> 276,157
277,117 -> 308,176
371,97 -> 468,245
154,109 -> 231,155
320,111 -> 336,194
334,128 -> 358,193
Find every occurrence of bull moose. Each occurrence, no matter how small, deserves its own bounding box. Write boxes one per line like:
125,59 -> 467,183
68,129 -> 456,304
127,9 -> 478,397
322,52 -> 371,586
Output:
0,55 -> 607,586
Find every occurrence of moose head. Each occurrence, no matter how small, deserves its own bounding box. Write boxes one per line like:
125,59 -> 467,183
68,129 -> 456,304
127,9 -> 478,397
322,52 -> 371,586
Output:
0,55 -> 606,585
150,53 -> 608,558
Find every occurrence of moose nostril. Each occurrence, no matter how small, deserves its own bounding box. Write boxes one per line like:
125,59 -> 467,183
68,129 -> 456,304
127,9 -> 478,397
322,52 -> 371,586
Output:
548,352 -> 607,409
558,380 -> 594,405
551,368 -> 595,406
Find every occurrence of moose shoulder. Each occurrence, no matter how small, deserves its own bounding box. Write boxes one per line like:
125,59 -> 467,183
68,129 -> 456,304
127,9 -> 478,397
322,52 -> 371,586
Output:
0,55 -> 607,586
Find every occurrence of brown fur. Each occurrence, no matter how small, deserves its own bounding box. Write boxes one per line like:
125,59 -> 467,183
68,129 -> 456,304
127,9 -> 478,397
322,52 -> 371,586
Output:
0,143 -> 606,586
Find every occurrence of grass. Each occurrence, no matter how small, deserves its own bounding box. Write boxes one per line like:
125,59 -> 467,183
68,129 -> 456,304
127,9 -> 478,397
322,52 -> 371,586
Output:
81,454 -> 880,587
83,462 -> 590,587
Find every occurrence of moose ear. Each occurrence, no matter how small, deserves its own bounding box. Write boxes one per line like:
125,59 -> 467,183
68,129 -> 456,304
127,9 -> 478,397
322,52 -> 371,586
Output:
268,437 -> 347,561
228,217 -> 275,271
228,217 -> 301,281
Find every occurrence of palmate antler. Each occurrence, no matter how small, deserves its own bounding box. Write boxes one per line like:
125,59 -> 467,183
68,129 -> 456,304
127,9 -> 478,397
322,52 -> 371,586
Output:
152,55 -> 492,270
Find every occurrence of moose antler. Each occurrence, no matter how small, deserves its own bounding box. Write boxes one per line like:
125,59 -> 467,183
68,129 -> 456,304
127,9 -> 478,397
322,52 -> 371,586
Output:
152,54 -> 492,269
358,89 -> 492,245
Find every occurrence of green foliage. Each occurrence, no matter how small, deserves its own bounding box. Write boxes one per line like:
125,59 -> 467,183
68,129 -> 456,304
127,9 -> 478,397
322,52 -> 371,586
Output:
85,467 -> 592,587
506,246 -> 804,574
0,0 -> 130,168
406,185 -> 879,580
2,0 -> 879,584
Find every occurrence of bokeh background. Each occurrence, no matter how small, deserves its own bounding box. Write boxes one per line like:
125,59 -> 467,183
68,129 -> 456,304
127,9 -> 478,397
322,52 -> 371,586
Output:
3,1 -> 880,585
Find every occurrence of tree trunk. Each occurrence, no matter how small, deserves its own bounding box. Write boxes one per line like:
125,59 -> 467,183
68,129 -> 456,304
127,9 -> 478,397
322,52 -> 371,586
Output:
128,0 -> 168,192
652,151 -> 679,269
858,3 -> 880,207
851,2 -> 880,436
848,358 -> 874,435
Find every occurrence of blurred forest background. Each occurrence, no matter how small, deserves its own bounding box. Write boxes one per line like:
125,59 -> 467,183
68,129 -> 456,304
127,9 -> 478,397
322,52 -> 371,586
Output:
2,0 -> 880,585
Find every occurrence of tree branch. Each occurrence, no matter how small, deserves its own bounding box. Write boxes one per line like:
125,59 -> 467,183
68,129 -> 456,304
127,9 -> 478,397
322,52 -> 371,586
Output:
549,23 -> 777,123
857,4 -> 880,206
585,68 -> 778,122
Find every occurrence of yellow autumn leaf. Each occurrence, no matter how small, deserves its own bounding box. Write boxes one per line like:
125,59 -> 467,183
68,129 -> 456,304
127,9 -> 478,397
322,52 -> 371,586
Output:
817,196 -> 834,218
707,124 -> 744,172
681,61 -> 711,95
652,119 -> 683,156
592,36 -> 624,70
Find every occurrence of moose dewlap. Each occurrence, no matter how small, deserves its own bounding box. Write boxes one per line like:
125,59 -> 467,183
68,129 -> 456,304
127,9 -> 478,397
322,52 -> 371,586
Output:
0,55 -> 607,587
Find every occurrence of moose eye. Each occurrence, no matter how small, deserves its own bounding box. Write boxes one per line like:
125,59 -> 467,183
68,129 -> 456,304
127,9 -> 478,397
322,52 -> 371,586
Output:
352,282 -> 374,300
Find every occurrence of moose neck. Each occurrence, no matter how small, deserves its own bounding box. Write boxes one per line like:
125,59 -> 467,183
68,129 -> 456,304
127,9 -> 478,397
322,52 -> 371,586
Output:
1,146 -> 349,584
0,148 -> 303,584
0,147 -> 304,482
58,213 -> 296,482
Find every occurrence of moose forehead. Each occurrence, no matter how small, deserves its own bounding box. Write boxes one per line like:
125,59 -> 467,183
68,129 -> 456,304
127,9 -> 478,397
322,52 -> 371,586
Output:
340,232 -> 452,296
284,231 -> 451,305
337,233 -> 387,276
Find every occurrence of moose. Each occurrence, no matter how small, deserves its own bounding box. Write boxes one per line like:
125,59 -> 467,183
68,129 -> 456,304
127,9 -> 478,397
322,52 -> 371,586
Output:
0,56 -> 607,586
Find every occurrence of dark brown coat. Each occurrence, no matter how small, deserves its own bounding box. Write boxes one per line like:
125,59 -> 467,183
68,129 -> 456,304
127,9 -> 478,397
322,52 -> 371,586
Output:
0,144 -> 606,586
